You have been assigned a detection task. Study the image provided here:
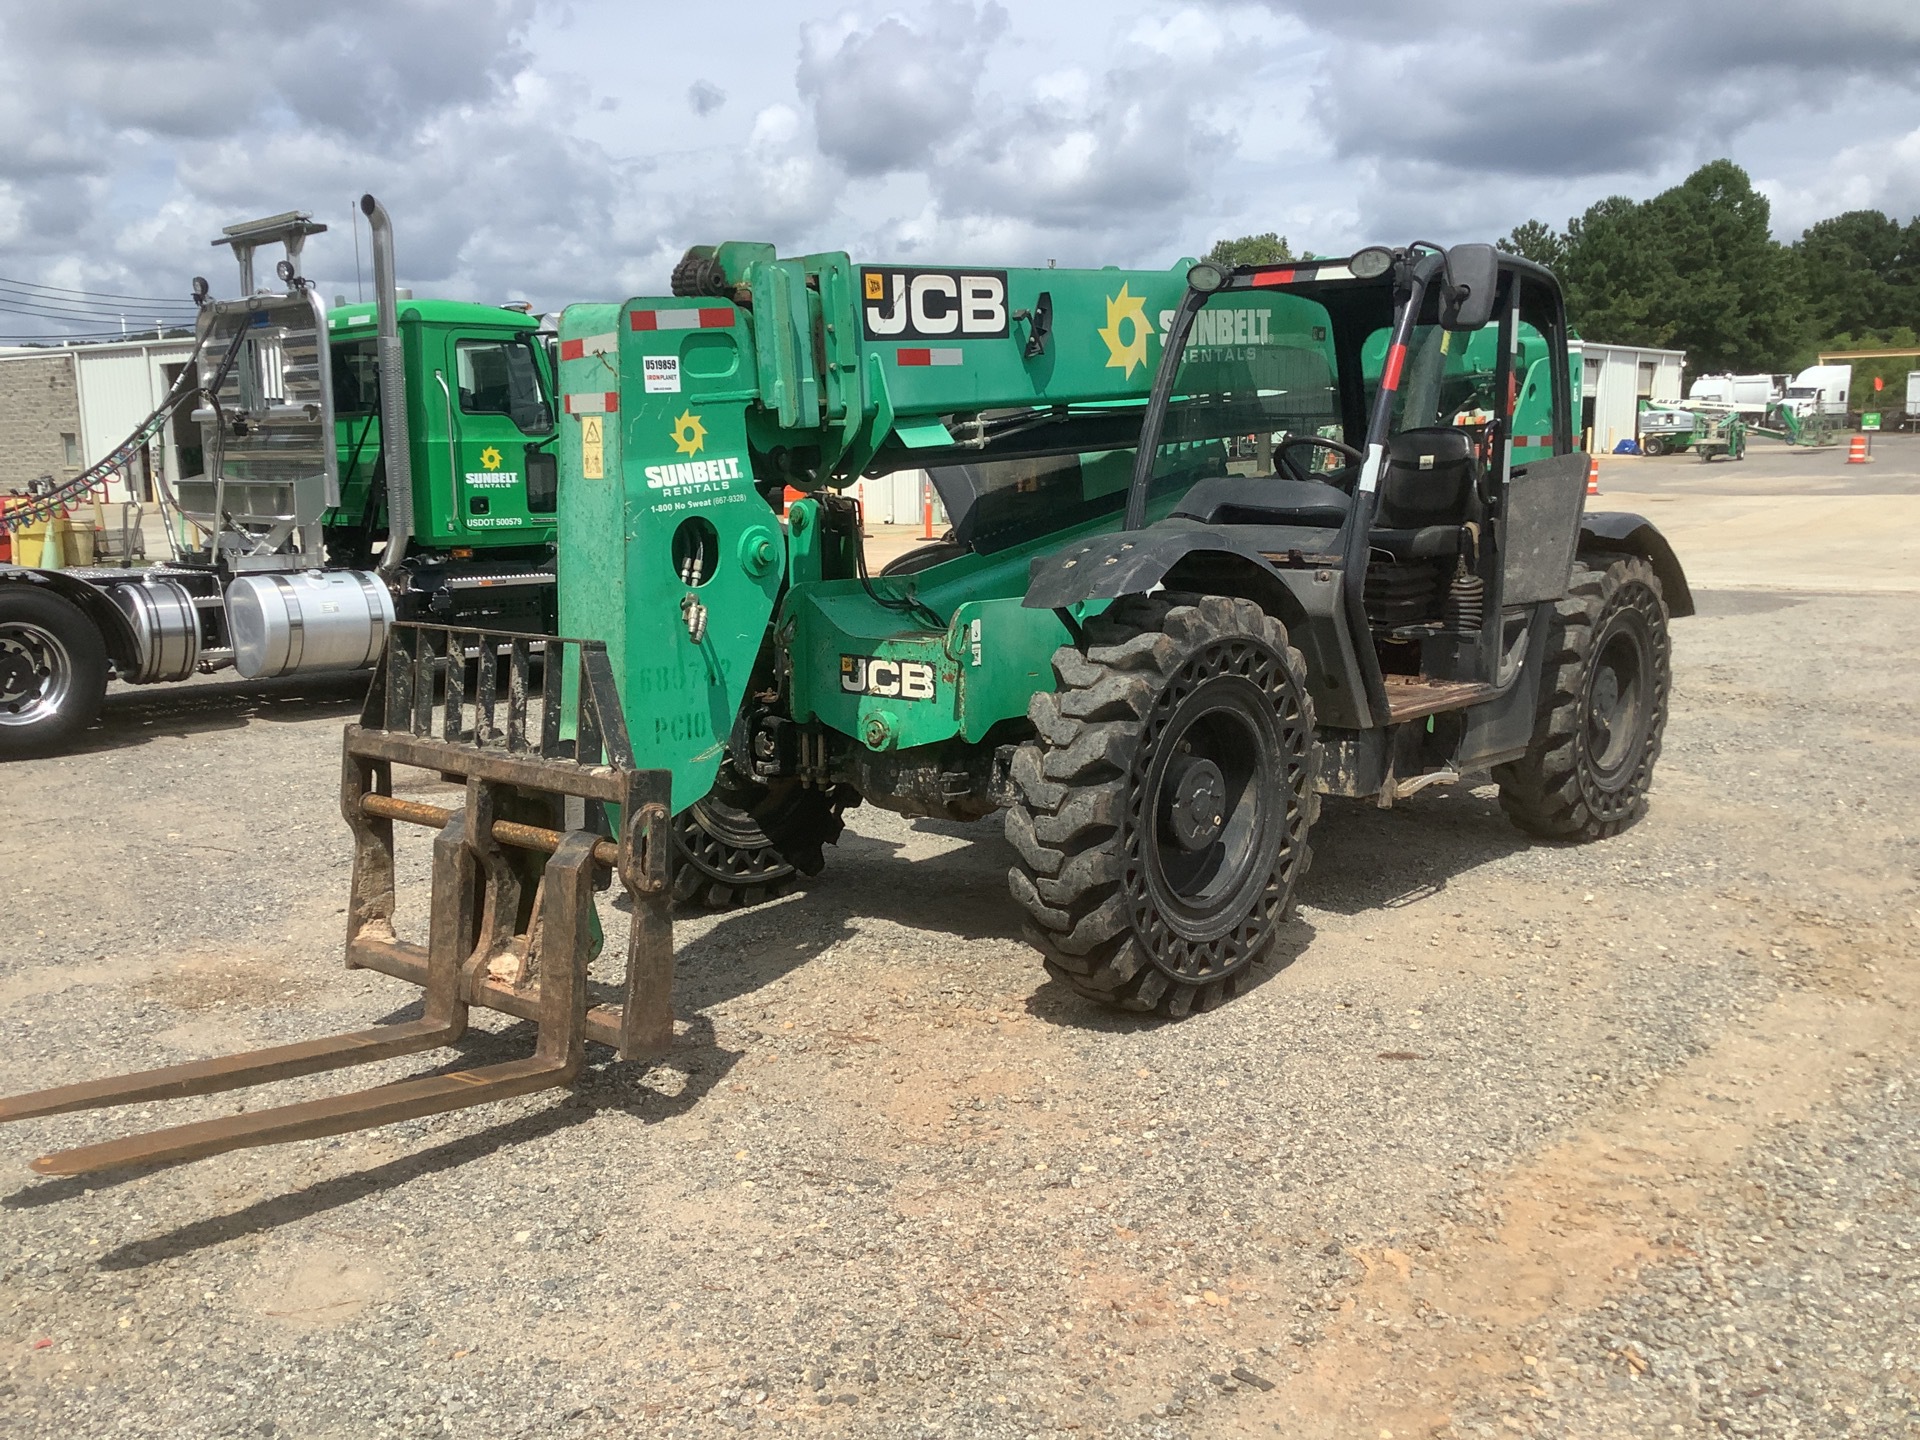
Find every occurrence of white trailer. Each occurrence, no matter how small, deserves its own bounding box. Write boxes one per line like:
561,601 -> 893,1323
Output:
1906,370 -> 1919,419
1687,372 -> 1778,415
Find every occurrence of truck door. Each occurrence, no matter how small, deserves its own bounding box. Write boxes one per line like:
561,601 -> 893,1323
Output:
437,331 -> 557,544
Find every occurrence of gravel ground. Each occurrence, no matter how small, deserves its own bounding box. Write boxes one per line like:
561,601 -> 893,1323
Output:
1,574 -> 1917,1436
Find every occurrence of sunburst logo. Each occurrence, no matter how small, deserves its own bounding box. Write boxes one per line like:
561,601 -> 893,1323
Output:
1098,284 -> 1151,378
479,445 -> 503,471
670,411 -> 707,456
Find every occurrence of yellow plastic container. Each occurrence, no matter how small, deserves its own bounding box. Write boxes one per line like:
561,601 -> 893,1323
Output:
11,516 -> 94,568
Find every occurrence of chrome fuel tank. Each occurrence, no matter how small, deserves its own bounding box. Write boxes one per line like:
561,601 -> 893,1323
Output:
226,570 -> 394,679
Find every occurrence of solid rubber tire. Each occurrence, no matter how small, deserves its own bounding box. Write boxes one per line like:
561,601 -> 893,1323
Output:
1494,557 -> 1672,840
1005,592 -> 1319,1018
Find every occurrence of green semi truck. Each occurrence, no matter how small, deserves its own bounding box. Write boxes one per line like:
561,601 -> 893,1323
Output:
0,200 -> 561,757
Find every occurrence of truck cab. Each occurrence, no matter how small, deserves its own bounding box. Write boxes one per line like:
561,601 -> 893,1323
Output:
324,299 -> 559,571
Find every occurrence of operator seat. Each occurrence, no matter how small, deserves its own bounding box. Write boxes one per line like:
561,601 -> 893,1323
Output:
1368,427 -> 1480,559
1153,428 -> 1483,556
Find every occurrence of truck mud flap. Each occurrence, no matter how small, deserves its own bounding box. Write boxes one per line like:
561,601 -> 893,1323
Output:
0,624 -> 672,1177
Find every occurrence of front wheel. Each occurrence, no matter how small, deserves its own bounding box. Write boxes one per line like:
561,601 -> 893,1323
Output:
1641,436 -> 1666,457
1006,594 -> 1318,1018
1495,557 -> 1672,840
0,586 -> 109,759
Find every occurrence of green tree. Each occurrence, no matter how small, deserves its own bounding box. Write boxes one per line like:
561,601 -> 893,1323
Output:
1558,160 -> 1801,373
1792,210 -> 1919,338
1205,232 -> 1294,268
1558,194 -> 1679,349
1501,219 -> 1566,270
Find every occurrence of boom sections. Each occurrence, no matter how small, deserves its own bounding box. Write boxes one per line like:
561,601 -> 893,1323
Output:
553,249 -> 1227,803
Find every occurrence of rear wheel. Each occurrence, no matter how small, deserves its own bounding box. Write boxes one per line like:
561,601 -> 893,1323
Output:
670,796 -> 796,909
1641,435 -> 1666,457
0,586 -> 108,759
1495,557 -> 1671,840
1007,594 -> 1318,1017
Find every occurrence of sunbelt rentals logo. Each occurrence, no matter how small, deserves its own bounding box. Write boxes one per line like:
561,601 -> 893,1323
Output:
1098,285 -> 1152,378
645,410 -> 744,493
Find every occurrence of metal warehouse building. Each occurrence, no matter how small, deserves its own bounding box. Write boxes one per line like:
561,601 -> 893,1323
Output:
1571,340 -> 1687,453
0,335 -> 198,501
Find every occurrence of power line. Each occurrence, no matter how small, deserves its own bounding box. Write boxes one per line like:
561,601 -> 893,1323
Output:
0,289 -> 196,321
0,301 -> 194,330
0,273 -> 201,306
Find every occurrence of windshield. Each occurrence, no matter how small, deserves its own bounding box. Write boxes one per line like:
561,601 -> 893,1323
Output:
1138,289 -> 1345,488
1359,320 -> 1549,433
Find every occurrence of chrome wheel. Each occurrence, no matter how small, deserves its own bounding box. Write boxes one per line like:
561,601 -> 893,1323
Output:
0,621 -> 74,728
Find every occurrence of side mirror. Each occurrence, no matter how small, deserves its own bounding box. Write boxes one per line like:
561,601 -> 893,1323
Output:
1440,244 -> 1498,331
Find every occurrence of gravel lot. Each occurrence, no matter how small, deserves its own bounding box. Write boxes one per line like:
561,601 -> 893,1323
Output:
3,441 -> 1917,1438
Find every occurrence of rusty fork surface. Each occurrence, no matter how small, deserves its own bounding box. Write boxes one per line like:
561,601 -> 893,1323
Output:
0,625 -> 674,1178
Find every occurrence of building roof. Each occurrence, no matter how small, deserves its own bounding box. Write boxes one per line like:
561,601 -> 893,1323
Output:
0,334 -> 198,363
1571,340 -> 1688,361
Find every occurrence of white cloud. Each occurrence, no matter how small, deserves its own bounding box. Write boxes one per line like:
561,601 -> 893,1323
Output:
0,0 -> 1915,342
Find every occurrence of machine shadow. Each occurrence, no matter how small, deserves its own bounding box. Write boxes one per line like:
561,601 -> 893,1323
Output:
74,672 -> 371,754
663,819 -> 1025,1015
668,787 -> 1534,1027
3,1013 -> 740,1268
1300,784 -> 1533,916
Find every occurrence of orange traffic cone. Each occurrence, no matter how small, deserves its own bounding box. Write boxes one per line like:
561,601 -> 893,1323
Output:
1586,458 -> 1601,496
1847,434 -> 1869,464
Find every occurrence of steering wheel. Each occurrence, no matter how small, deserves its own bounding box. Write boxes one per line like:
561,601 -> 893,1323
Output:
1277,434 -> 1366,488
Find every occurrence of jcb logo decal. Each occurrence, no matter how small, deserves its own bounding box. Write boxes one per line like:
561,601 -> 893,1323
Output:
840,655 -> 936,700
861,268 -> 1008,341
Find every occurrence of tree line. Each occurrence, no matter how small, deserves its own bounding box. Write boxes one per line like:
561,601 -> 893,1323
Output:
1209,161 -> 1920,390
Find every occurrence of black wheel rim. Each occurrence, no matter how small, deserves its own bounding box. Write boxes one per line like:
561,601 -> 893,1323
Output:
673,798 -> 793,885
1121,637 -> 1312,983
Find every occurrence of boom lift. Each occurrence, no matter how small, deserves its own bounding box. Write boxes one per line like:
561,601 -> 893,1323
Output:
0,239 -> 1691,1175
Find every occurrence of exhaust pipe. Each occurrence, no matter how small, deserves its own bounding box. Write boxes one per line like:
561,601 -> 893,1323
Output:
362,194 -> 414,579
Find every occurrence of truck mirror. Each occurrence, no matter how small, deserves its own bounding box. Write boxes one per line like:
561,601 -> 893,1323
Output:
1440,244 -> 1498,330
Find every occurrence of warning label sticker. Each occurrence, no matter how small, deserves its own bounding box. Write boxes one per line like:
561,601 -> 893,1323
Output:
581,415 -> 604,479
643,355 -> 681,394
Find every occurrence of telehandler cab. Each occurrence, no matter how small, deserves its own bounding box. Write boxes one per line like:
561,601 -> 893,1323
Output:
0,238 -> 1689,1176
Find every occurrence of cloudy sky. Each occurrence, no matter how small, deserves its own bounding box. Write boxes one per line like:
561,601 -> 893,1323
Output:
2,0 -> 1917,338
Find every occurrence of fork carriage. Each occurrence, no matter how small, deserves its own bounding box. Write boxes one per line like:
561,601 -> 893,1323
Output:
0,625 -> 674,1177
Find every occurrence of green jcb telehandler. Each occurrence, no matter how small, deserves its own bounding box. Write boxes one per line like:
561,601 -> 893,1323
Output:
0,240 -> 1690,1178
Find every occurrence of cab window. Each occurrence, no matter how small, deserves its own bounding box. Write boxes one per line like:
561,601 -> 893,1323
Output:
331,341 -> 380,418
455,338 -> 552,434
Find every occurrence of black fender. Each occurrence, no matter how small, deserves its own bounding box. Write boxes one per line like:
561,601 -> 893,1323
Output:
0,565 -> 143,674
1024,522 -> 1293,611
1577,512 -> 1694,618
1022,522 -> 1372,728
